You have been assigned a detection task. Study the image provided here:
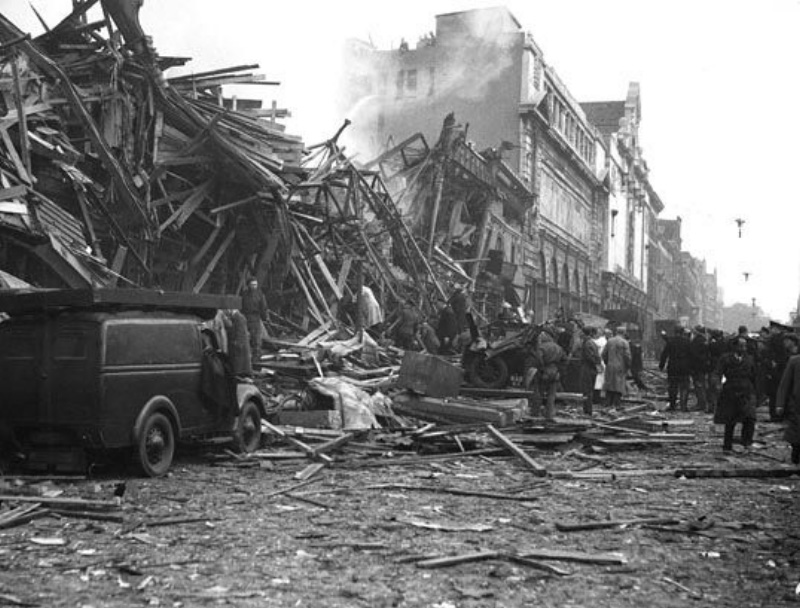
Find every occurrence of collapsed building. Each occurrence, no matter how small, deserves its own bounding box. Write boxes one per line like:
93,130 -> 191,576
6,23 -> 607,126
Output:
0,0 -> 454,334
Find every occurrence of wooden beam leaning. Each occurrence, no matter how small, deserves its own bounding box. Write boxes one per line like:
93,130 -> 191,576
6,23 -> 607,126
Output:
486,424 -> 547,477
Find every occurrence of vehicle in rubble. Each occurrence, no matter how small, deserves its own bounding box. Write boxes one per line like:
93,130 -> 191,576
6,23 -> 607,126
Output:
463,320 -> 541,389
0,289 -> 266,477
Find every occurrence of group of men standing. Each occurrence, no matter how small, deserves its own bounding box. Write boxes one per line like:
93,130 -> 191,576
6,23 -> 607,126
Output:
524,321 -> 640,421
658,322 -> 800,455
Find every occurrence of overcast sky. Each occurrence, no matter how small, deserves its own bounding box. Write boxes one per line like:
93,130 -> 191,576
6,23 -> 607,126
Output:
5,0 -> 799,321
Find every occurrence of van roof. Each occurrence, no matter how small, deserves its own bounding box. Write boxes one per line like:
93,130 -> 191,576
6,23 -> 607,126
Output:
0,289 -> 240,319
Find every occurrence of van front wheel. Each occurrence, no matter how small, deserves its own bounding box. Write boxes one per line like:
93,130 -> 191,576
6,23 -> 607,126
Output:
136,412 -> 175,477
234,401 -> 262,453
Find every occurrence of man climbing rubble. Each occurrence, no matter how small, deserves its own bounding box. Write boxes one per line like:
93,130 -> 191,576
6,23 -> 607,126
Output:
241,278 -> 267,366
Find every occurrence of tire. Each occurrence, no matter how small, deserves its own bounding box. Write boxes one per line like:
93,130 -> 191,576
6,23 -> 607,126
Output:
468,356 -> 510,389
135,412 -> 175,477
233,400 -> 262,453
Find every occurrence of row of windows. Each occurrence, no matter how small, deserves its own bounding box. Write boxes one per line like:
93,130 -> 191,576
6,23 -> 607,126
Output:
547,89 -> 595,165
380,68 -> 436,99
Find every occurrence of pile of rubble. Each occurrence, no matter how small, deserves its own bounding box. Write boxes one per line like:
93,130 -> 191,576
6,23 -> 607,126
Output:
0,1 -> 449,337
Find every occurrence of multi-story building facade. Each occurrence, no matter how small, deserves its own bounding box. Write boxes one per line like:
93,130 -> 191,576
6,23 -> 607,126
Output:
341,6 -> 721,338
341,7 -> 605,321
581,84 -> 664,342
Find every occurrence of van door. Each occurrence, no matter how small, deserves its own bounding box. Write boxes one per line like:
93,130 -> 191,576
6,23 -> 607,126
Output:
101,319 -> 209,444
0,319 -> 42,428
0,316 -> 99,446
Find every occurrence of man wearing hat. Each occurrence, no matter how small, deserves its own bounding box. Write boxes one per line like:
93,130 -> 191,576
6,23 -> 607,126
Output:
659,326 -> 692,412
241,277 -> 268,366
777,334 -> 800,464
765,321 -> 791,421
689,326 -> 711,412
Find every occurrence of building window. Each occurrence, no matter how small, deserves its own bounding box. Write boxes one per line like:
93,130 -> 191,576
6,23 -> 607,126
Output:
428,67 -> 435,96
406,69 -> 417,97
395,70 -> 405,99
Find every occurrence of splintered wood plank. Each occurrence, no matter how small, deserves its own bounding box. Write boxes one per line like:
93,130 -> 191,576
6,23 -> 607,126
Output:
314,253 -> 343,300
336,255 -> 354,293
158,179 -> 213,234
486,424 -> 547,477
289,259 -> 324,325
519,549 -> 627,565
0,127 -> 31,184
192,229 -> 235,293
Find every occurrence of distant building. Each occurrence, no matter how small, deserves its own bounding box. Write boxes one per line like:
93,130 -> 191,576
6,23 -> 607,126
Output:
341,7 -> 607,320
582,84 -> 664,341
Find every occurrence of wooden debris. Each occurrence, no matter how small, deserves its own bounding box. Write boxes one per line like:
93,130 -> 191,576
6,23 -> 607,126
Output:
486,424 -> 547,476
555,517 -> 680,532
519,548 -> 627,565
415,551 -> 501,569
674,467 -> 800,479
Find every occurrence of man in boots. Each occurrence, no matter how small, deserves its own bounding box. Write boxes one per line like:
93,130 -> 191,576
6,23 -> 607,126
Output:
659,326 -> 692,411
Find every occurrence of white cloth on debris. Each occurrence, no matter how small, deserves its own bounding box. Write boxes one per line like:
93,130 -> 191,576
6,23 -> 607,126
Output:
307,377 -> 381,430
360,286 -> 383,327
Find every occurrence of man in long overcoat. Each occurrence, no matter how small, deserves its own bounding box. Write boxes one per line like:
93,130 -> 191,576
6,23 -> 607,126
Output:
660,327 -> 692,411
714,337 -> 756,452
776,335 -> 800,464
602,327 -> 631,408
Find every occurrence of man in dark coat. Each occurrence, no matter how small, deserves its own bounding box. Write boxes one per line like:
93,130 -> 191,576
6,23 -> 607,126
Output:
707,330 -> 727,413
629,338 -> 648,391
526,331 -> 566,421
436,301 -> 458,354
689,326 -> 711,412
241,278 -> 268,366
659,327 -> 692,412
764,322 -> 790,421
714,337 -> 757,452
578,327 -> 602,416
394,300 -> 420,350
776,335 -> 800,464
449,285 -> 469,334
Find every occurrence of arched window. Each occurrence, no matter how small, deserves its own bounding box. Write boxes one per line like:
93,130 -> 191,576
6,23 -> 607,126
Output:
574,268 -> 580,293
551,257 -> 558,288
583,274 -> 589,298
562,263 -> 570,293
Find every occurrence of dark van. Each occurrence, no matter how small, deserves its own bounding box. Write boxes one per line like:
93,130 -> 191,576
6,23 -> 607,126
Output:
0,289 -> 265,476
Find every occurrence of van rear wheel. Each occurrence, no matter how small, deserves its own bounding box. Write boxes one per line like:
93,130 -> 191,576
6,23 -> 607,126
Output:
234,400 -> 262,453
136,412 -> 175,477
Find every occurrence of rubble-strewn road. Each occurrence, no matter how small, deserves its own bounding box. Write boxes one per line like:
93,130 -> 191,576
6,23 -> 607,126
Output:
1,411 -> 798,608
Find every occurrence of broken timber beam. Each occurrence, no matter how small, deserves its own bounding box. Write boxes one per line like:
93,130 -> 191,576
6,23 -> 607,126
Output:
486,424 -> 547,477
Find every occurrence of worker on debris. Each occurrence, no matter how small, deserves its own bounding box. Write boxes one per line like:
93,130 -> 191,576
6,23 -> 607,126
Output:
436,300 -> 458,354
241,277 -> 268,365
359,284 -> 384,337
525,330 -> 566,421
601,327 -> 631,409
689,326 -> 711,412
659,326 -> 692,412
418,317 -> 441,354
449,284 -> 469,333
776,335 -> 800,464
714,336 -> 757,453
577,327 -> 603,416
394,299 -> 421,350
